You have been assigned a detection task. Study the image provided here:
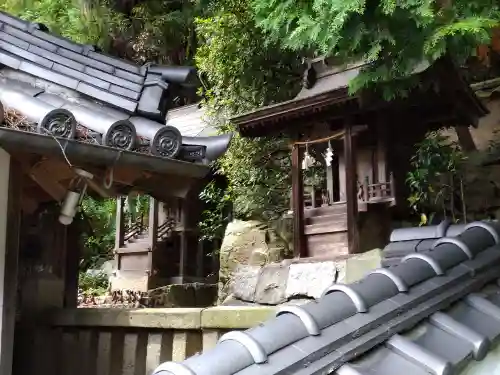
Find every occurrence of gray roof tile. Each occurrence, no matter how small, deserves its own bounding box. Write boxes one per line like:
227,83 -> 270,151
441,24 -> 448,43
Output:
52,63 -> 110,90
0,11 -> 231,163
3,24 -> 57,52
115,68 -> 145,85
153,221 -> 500,375
28,44 -> 85,71
31,28 -> 83,53
109,84 -> 141,100
20,61 -> 79,89
87,50 -> 141,74
84,66 -> 142,92
76,81 -> 137,113
0,12 -> 29,31
58,47 -> 114,73
0,39 -> 53,68
0,31 -> 29,49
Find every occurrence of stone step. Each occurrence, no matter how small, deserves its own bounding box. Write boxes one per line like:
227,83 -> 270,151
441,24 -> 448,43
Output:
127,236 -> 149,244
118,243 -> 151,253
306,212 -> 346,225
304,203 -> 347,218
307,231 -> 349,258
305,221 -> 347,235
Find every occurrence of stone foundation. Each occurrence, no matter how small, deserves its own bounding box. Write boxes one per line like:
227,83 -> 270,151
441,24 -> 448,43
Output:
79,283 -> 218,308
223,249 -> 382,306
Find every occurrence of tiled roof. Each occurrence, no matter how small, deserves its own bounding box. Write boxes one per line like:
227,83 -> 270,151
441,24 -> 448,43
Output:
234,56 -> 489,138
382,220 -> 467,267
0,11 -> 231,164
153,221 -> 500,375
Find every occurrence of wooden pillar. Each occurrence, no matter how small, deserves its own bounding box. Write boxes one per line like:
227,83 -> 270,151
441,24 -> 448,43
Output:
455,126 -> 477,152
179,203 -> 188,281
63,218 -> 81,308
0,149 -> 21,375
291,144 -> 307,258
115,197 -> 125,249
147,197 -> 159,273
326,164 -> 334,204
196,240 -> 204,278
344,122 -> 360,254
376,122 -> 388,183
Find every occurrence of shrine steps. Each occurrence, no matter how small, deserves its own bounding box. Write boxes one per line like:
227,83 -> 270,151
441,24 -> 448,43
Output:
304,203 -> 348,258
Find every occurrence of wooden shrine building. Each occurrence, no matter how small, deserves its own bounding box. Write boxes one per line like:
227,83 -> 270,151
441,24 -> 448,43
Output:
0,12 -> 234,375
233,56 -> 488,259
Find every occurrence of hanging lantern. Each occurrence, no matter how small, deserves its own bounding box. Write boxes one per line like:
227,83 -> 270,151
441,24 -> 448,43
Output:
301,144 -> 316,170
323,140 -> 334,167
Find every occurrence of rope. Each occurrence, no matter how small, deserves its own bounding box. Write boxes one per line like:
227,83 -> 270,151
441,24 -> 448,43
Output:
293,129 -> 346,146
292,125 -> 368,146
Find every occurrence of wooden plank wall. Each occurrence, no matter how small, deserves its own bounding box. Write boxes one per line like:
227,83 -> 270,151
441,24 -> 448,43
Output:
55,327 -> 231,375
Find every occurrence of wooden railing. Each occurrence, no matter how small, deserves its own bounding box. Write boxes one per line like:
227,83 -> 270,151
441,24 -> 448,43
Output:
116,197 -> 178,250
22,307 -> 275,375
158,217 -> 176,240
360,173 -> 395,204
123,215 -> 145,242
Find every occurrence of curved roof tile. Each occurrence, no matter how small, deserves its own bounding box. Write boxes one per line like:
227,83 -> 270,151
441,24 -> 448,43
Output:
154,221 -> 500,375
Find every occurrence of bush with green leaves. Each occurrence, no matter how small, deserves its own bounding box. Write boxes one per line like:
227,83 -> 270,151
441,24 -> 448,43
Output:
406,131 -> 467,225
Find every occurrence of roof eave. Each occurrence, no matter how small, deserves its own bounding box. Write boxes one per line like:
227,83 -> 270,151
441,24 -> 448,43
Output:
234,89 -> 353,136
0,127 -> 209,179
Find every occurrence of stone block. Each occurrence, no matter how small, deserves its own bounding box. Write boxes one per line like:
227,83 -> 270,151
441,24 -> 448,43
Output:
254,263 -> 289,304
286,261 -> 337,299
230,265 -> 261,302
344,248 -> 382,283
49,308 -> 202,329
201,306 -> 276,329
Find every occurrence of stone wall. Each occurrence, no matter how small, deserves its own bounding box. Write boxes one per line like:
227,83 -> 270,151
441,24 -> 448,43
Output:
223,249 -> 383,305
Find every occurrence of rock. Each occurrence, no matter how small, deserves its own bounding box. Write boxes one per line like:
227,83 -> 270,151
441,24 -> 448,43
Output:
99,260 -> 116,278
218,220 -> 289,302
344,248 -> 382,283
254,263 -> 289,304
285,262 -> 338,299
148,283 -> 217,307
230,265 -> 261,302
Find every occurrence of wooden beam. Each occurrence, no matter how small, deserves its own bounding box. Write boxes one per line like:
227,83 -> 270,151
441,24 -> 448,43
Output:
24,160 -> 66,202
291,144 -> 307,257
344,120 -> 360,254
455,126 -> 477,152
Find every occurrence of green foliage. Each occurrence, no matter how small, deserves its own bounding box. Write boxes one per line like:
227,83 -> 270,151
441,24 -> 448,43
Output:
1,0 -> 128,47
195,0 -> 302,225
79,271 -> 109,296
406,131 -> 467,224
199,180 -> 232,240
251,0 -> 500,96
79,197 -> 116,270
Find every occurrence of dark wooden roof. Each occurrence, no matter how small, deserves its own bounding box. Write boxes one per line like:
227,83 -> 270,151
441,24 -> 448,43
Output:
234,56 -> 489,138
